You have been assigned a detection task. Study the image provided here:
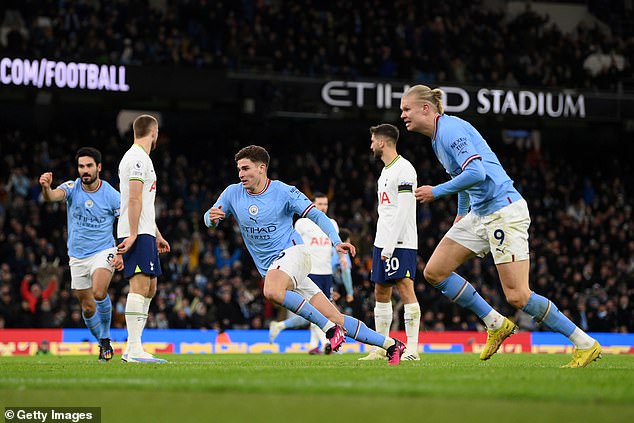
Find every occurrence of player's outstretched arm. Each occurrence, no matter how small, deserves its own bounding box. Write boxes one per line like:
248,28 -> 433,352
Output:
39,172 -> 66,202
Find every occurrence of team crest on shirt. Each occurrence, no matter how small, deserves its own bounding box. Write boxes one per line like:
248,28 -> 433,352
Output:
248,205 -> 259,216
84,199 -> 94,209
64,181 -> 75,188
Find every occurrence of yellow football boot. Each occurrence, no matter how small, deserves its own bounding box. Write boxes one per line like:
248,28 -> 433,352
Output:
562,341 -> 602,368
480,317 -> 518,360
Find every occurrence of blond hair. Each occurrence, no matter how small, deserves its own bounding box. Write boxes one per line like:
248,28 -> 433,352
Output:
133,114 -> 158,139
404,85 -> 445,114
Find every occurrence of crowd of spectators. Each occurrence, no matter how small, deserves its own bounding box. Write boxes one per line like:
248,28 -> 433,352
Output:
0,0 -> 632,91
0,117 -> 632,335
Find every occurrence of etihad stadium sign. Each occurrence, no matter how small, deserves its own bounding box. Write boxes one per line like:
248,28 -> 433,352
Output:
0,57 -> 130,92
321,81 -> 586,118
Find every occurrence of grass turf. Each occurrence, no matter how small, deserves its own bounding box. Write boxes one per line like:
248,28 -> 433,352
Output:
1,353 -> 633,422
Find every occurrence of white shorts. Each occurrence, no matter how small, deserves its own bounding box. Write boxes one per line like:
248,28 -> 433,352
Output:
445,199 -> 530,264
69,247 -> 117,290
268,244 -> 321,300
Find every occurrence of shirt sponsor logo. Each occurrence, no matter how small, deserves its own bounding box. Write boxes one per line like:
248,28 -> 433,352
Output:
242,224 -> 276,240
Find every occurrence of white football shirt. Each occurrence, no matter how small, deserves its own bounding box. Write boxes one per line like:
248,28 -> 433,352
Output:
117,144 -> 157,237
295,217 -> 339,275
375,155 -> 418,252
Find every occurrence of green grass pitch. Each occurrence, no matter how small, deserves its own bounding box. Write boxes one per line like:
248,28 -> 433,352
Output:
1,353 -> 633,422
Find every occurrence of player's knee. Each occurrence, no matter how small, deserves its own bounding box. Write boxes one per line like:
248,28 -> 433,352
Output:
147,287 -> 157,299
423,266 -> 445,286
93,288 -> 107,301
505,291 -> 530,309
397,287 -> 417,304
374,285 -> 391,303
262,285 -> 284,304
81,299 -> 96,315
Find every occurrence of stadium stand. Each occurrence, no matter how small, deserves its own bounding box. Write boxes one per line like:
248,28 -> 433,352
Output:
0,0 -> 632,89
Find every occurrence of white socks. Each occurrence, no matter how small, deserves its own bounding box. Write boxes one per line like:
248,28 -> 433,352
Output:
404,302 -> 421,353
482,309 -> 505,330
568,327 -> 595,349
309,323 -> 329,350
125,293 -> 148,355
374,301 -> 393,337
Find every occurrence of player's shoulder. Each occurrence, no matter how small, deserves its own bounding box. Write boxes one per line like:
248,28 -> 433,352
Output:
269,179 -> 289,190
100,180 -> 120,194
221,182 -> 247,201
121,145 -> 148,163
222,182 -> 243,197
60,178 -> 80,192
100,179 -> 114,189
396,155 -> 415,169
119,148 -> 134,166
398,157 -> 417,177
438,114 -> 469,140
270,180 -> 300,196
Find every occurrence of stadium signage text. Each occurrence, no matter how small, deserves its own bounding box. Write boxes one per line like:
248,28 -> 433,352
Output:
321,81 -> 410,108
321,81 -> 586,118
0,57 -> 130,92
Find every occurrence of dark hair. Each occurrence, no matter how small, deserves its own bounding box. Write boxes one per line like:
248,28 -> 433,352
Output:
235,145 -> 270,167
312,191 -> 327,201
369,123 -> 399,144
75,147 -> 102,166
133,114 -> 158,138
339,228 -> 351,242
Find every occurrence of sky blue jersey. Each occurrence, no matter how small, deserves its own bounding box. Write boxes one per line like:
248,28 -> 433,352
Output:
58,179 -> 120,259
204,179 -> 342,277
431,114 -> 522,216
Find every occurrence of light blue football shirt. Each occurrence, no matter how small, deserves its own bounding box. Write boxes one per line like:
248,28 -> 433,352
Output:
205,179 -> 340,276
58,179 -> 120,259
431,114 -> 522,215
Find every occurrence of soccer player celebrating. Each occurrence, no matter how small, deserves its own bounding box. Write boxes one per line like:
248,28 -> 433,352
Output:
359,124 -> 421,361
39,147 -> 119,361
204,145 -> 406,365
269,192 -> 347,355
115,114 -> 170,363
401,85 -> 601,367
